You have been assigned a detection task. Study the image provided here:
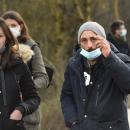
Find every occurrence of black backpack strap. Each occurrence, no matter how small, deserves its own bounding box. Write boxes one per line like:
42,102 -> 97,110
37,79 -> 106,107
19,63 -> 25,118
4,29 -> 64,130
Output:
45,66 -> 54,87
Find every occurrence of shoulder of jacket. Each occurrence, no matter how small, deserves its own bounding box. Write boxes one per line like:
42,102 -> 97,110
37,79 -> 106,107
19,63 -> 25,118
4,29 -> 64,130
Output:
19,44 -> 34,63
10,57 -> 24,74
25,39 -> 38,48
117,53 -> 130,62
68,55 -> 81,70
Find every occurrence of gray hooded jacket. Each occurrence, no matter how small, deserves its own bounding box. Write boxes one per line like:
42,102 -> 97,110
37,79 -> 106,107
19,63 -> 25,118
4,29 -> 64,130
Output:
19,39 -> 49,89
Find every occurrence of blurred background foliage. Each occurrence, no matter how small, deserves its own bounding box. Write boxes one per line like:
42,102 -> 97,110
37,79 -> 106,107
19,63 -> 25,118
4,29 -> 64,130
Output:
0,0 -> 130,130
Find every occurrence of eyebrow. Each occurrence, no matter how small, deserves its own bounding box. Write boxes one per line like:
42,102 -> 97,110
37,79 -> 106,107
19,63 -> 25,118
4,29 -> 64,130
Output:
81,36 -> 97,40
90,37 -> 97,40
10,24 -> 17,26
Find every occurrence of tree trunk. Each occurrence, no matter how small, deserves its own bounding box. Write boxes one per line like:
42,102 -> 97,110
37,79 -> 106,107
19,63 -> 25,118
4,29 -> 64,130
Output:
74,0 -> 85,20
114,0 -> 120,19
2,0 -> 7,12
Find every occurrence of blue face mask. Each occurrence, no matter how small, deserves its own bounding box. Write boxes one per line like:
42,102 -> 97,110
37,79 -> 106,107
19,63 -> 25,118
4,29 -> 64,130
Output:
80,48 -> 102,60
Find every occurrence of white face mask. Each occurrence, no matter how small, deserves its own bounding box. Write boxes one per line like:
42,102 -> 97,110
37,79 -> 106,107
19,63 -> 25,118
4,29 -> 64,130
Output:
9,26 -> 21,38
120,29 -> 127,37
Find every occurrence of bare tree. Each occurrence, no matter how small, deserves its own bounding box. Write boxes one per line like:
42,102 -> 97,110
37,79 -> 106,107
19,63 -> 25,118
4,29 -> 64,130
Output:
114,0 -> 120,19
2,0 -> 7,13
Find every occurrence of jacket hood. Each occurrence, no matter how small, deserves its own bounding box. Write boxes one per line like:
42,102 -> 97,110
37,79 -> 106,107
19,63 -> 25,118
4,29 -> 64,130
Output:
18,44 -> 34,64
1,44 -> 34,69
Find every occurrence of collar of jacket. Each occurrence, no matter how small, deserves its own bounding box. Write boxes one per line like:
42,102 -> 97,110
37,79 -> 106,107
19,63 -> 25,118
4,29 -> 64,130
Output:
1,56 -> 23,70
70,49 -> 102,73
69,43 -> 119,79
70,49 -> 84,75
69,50 -> 103,99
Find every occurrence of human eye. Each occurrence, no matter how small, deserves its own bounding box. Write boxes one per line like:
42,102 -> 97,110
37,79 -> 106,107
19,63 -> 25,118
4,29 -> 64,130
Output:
91,37 -> 97,43
0,34 -> 4,37
10,24 -> 17,28
80,38 -> 87,43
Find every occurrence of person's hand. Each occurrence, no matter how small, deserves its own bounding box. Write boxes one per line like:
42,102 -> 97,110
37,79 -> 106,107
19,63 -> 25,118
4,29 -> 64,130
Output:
94,35 -> 111,58
10,110 -> 22,120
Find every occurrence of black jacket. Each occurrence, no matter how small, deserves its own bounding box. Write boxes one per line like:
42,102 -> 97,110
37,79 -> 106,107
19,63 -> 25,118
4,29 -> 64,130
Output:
0,57 -> 40,130
107,33 -> 130,56
61,45 -> 130,130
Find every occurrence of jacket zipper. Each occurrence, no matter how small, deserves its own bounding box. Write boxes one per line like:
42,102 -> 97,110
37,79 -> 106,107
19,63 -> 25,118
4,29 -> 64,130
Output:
0,66 -> 7,106
14,74 -> 23,101
96,92 -> 99,105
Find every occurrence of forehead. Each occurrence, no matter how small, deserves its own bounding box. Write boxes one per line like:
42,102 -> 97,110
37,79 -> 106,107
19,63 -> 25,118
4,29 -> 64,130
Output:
80,30 -> 97,39
5,18 -> 19,25
118,25 -> 125,30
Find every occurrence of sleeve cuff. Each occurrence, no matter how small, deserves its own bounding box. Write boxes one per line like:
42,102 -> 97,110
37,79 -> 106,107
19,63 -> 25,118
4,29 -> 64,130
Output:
66,118 -> 79,128
103,51 -> 119,67
15,105 -> 25,117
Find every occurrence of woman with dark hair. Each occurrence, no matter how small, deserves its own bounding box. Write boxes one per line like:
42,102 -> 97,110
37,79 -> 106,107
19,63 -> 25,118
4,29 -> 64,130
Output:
0,17 -> 40,130
2,10 -> 49,130
2,10 -> 30,43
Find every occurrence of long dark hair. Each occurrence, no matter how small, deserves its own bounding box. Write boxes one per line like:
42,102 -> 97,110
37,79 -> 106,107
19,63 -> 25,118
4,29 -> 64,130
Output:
2,11 -> 31,43
0,17 -> 19,68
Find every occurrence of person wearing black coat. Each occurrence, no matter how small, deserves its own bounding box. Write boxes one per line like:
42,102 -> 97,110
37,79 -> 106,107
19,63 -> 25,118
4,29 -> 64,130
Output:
61,21 -> 130,130
0,18 -> 40,130
107,20 -> 130,56
2,11 -> 49,130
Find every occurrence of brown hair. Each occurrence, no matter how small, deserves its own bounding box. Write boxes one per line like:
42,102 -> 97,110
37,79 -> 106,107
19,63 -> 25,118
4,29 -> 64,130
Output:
2,10 -> 31,43
0,17 -> 19,68
110,20 -> 125,34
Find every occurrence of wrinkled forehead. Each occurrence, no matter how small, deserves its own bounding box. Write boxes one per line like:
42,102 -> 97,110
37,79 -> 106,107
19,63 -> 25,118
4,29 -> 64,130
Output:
5,18 -> 19,27
80,30 -> 97,39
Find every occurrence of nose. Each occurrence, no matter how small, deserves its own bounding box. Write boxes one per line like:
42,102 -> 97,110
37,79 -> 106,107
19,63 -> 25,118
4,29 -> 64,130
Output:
86,40 -> 94,50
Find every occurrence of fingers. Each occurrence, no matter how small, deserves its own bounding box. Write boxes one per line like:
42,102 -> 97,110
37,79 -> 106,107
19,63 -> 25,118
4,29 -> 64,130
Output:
95,39 -> 104,47
95,36 -> 108,47
94,35 -> 108,45
10,110 -> 22,120
96,42 -> 102,48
